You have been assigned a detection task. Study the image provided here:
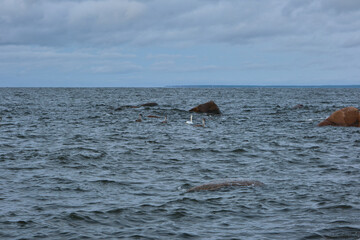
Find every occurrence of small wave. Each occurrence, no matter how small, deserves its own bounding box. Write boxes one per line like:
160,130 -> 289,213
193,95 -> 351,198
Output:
16,134 -> 26,139
53,186 -> 88,192
106,208 -> 126,214
319,204 -> 353,210
231,148 -> 247,153
186,179 -> 264,193
0,122 -> 16,127
90,179 -> 119,185
0,143 -> 15,148
178,183 -> 192,191
177,232 -> 200,239
67,212 -> 99,224
185,148 -> 203,152
330,220 -> 351,224
16,220 -> 34,226
90,179 -> 138,186
1,220 -> 35,226
85,115 -> 101,119
78,150 -> 106,159
5,167 -> 44,171
49,177 -> 74,184
184,148 -> 221,153
164,197 -> 203,205
53,147 -> 107,160
168,209 -> 188,219
167,158 -> 181,162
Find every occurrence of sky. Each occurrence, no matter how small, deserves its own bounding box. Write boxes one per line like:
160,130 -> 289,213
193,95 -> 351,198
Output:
1,0 -> 360,87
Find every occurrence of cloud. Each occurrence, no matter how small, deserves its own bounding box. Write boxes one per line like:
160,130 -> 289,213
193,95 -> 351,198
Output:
0,0 -> 146,45
1,0 -> 360,87
1,0 -> 359,49
320,0 -> 360,13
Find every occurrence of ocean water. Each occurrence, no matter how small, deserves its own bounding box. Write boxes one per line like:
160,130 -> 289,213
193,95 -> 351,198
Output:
0,87 -> 359,240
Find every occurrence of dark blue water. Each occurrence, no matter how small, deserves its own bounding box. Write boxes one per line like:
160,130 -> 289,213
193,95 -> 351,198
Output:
0,87 -> 359,239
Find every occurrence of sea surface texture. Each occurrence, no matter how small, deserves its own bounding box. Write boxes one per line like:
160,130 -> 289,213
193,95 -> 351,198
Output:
0,87 -> 359,239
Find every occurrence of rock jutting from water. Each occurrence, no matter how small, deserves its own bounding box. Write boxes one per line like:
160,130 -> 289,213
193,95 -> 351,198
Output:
141,102 -> 158,107
318,106 -> 360,127
189,100 -> 221,114
186,180 -> 264,192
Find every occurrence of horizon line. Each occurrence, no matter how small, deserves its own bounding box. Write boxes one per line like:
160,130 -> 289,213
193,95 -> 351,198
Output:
0,84 -> 360,88
165,84 -> 360,88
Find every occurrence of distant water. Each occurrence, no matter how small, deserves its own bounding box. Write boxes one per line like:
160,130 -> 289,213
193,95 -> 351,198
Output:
0,87 -> 359,239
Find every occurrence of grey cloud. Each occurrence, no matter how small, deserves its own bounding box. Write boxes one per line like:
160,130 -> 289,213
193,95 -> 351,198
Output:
1,0 -> 360,49
0,0 -> 145,45
320,0 -> 360,13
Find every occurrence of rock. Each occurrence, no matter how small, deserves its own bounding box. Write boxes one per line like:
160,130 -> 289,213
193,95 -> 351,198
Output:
115,105 -> 139,111
189,100 -> 221,114
115,103 -> 158,111
141,102 -> 158,107
318,106 -> 360,127
186,180 -> 264,192
292,104 -> 304,109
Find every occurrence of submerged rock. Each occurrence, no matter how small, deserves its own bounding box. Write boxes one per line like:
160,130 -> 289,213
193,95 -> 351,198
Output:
115,105 -> 139,111
186,180 -> 264,192
292,104 -> 304,109
318,106 -> 360,127
141,102 -> 158,107
115,102 -> 158,111
189,100 -> 221,114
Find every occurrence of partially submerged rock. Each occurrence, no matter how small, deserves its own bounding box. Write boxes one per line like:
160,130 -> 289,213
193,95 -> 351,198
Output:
189,100 -> 221,114
292,104 -> 304,109
141,102 -> 158,107
115,105 -> 139,111
115,102 -> 158,111
186,180 -> 264,192
318,106 -> 360,127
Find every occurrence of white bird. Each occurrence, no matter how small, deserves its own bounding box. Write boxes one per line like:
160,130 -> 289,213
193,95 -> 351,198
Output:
186,114 -> 193,124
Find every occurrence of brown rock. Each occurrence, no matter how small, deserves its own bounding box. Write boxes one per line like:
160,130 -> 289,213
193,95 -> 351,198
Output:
318,107 -> 360,127
189,100 -> 221,114
186,180 -> 264,192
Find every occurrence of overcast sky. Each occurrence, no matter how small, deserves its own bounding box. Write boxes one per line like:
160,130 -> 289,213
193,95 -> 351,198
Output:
1,0 -> 360,87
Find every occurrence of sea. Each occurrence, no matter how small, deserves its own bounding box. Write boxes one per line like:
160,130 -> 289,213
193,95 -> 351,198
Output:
0,87 -> 359,240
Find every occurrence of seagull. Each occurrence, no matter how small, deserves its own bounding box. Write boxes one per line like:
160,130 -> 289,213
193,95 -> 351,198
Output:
186,114 -> 193,124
